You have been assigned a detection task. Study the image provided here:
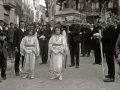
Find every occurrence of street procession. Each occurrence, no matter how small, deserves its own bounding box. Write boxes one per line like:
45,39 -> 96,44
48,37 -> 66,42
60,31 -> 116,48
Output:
0,0 -> 120,90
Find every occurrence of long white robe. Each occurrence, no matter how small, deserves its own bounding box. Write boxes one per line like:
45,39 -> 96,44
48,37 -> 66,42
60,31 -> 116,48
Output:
20,36 -> 39,74
49,34 -> 67,75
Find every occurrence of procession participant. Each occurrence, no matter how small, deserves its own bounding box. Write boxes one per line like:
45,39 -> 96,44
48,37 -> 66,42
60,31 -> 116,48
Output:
67,20 -> 81,68
14,20 -> 26,76
102,17 -> 116,82
7,22 -> 15,60
20,28 -> 39,79
84,24 -> 92,57
80,24 -> 86,57
38,25 -> 52,64
92,21 -> 102,65
0,32 -> 8,80
35,24 -> 40,38
0,20 -> 5,33
49,26 -> 67,80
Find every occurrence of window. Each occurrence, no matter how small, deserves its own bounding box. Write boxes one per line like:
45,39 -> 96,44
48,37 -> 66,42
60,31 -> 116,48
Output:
96,2 -> 99,9
78,3 -> 84,9
108,1 -> 113,8
92,2 -> 95,9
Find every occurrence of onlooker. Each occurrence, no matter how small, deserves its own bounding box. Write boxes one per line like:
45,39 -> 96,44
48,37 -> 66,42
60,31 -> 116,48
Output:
14,20 -> 26,76
0,31 -> 8,80
7,22 -> 15,60
67,21 -> 81,68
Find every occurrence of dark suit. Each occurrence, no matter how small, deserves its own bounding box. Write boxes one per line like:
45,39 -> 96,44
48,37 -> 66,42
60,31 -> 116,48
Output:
14,28 -> 26,73
68,24 -> 81,66
102,25 -> 116,79
38,28 -> 52,63
92,25 -> 103,64
0,41 -> 8,78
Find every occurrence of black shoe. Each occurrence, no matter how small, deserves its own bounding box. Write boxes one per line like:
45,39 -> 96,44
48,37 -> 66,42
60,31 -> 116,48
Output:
0,79 -> 2,83
16,73 -> 19,76
93,62 -> 97,65
69,64 -> 75,67
105,75 -> 109,78
103,78 -> 115,82
40,62 -> 44,64
2,77 -> 7,80
81,55 -> 85,57
76,66 -> 79,69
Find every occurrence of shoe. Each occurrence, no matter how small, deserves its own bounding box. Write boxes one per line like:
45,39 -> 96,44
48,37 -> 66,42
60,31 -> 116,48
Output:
99,63 -> 102,65
93,62 -> 97,65
40,62 -> 44,64
30,75 -> 34,79
103,78 -> 115,82
50,76 -> 57,80
0,79 -> 2,82
22,75 -> 28,79
59,76 -> 63,81
16,73 -> 20,76
76,66 -> 79,69
105,75 -> 109,78
2,77 -> 7,80
69,64 -> 75,67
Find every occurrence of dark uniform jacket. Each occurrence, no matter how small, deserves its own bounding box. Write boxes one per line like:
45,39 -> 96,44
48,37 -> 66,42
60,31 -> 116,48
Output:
68,24 -> 81,43
13,28 -> 26,51
102,25 -> 116,53
38,28 -> 52,46
0,41 -> 8,60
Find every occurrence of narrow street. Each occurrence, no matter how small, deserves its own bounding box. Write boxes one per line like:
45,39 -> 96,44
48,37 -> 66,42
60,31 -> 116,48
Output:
0,55 -> 120,90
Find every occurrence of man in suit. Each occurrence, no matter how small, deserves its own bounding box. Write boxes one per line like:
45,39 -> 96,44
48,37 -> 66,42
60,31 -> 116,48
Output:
38,25 -> 52,64
67,21 -> 81,68
102,18 -> 116,82
14,20 -> 26,76
92,21 -> 103,65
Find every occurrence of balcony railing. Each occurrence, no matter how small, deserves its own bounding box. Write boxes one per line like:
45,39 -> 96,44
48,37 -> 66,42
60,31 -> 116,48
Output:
3,0 -> 15,8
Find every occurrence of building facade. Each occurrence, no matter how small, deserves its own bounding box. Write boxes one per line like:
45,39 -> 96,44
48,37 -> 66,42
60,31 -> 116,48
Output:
47,0 -> 120,24
47,0 -> 61,21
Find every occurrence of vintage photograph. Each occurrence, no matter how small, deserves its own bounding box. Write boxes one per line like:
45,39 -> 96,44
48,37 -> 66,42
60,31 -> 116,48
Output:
0,0 -> 120,90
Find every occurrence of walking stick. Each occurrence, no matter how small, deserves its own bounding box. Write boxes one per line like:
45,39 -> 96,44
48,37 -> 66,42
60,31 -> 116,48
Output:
99,29 -> 105,80
65,25 -> 69,69
65,54 -> 67,69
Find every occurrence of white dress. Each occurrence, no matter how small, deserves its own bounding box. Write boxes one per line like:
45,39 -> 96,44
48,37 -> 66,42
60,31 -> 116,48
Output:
49,34 -> 67,75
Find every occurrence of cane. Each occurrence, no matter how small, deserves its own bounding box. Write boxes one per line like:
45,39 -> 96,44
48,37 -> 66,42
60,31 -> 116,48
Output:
65,54 -> 67,69
99,29 -> 105,79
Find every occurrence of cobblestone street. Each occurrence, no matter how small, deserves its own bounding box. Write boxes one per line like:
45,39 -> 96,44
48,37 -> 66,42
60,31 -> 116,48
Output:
0,55 -> 120,90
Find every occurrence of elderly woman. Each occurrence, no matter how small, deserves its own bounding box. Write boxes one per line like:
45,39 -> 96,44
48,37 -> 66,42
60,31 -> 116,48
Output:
49,26 -> 67,81
20,28 -> 39,79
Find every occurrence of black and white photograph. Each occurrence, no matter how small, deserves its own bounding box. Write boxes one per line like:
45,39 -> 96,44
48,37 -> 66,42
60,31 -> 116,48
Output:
0,0 -> 120,90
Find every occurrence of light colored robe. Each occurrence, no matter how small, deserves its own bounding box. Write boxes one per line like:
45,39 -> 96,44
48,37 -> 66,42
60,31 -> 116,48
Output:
49,34 -> 67,75
20,36 -> 39,74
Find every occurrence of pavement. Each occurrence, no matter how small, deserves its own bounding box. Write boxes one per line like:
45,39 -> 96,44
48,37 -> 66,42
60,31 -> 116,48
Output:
0,54 -> 120,90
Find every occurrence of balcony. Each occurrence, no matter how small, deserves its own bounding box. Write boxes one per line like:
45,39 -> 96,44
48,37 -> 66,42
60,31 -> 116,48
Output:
3,0 -> 15,8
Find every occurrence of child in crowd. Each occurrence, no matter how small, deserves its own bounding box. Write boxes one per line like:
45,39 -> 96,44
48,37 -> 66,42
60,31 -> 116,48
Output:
20,29 -> 39,79
0,32 -> 8,82
49,26 -> 67,81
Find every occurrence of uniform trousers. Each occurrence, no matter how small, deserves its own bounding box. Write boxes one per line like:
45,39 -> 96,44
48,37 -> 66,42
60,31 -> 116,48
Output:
69,40 -> 80,66
105,53 -> 115,79
0,52 -> 7,78
15,52 -> 24,73
40,45 -> 48,63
